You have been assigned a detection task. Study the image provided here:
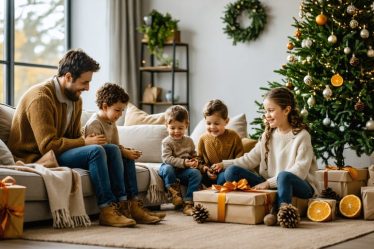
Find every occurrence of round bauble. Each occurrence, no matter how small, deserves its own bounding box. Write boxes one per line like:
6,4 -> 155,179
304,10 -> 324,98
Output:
328,34 -> 337,44
295,29 -> 301,38
339,125 -> 345,132
349,19 -> 359,29
360,28 -> 370,39
344,47 -> 351,54
287,42 -> 294,50
367,47 -> 374,58
306,56 -> 312,63
323,85 -> 332,99
304,74 -> 313,85
347,4 -> 357,15
287,54 -> 296,63
316,13 -> 327,25
331,73 -> 344,87
323,117 -> 331,126
304,38 -> 313,48
286,81 -> 293,89
301,108 -> 308,117
307,96 -> 316,107
366,118 -> 374,131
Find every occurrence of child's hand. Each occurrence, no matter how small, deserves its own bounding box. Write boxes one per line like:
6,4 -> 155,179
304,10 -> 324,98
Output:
185,159 -> 199,168
122,148 -> 142,160
211,163 -> 223,173
253,181 -> 270,190
207,170 -> 217,180
85,134 -> 107,145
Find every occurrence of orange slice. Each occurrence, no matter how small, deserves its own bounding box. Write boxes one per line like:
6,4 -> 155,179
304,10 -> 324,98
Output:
307,200 -> 332,222
339,194 -> 361,218
331,73 -> 343,87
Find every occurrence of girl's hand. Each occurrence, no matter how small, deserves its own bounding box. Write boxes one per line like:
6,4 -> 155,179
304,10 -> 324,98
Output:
211,163 -> 223,173
253,181 -> 270,190
185,159 -> 199,168
85,134 -> 106,145
122,148 -> 142,160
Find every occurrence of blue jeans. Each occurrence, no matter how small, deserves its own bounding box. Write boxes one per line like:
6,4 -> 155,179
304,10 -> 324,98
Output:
202,172 -> 226,187
122,157 -> 138,198
224,166 -> 314,208
57,144 -> 127,208
159,163 -> 202,201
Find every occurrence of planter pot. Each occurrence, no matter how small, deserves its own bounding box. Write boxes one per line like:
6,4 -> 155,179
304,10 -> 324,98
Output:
142,30 -> 181,44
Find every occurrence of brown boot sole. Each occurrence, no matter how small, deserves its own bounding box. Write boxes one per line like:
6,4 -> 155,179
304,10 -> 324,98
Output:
99,220 -> 136,227
135,218 -> 161,224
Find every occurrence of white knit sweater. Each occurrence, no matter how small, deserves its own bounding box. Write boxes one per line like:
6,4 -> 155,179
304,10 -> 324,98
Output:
222,128 -> 320,195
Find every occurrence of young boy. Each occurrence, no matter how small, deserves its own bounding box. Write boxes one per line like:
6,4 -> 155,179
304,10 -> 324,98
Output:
197,99 -> 244,186
84,82 -> 165,224
159,105 -> 202,216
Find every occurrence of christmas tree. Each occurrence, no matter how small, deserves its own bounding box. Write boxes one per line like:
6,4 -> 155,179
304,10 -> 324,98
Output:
251,0 -> 374,167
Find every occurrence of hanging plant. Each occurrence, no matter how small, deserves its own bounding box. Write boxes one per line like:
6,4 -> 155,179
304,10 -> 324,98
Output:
222,0 -> 267,45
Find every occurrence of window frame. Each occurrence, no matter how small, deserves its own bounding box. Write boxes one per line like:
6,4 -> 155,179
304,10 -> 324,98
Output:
1,0 -> 71,105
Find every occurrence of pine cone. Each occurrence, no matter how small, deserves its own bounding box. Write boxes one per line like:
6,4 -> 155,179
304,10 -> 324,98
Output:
192,204 -> 209,223
320,187 -> 340,201
277,203 -> 300,228
354,100 -> 365,111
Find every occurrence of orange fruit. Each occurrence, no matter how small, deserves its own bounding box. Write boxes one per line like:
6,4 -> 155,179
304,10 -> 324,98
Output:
331,73 -> 344,87
339,194 -> 361,218
307,200 -> 332,222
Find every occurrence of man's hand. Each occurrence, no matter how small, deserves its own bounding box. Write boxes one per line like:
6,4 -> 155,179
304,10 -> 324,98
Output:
253,181 -> 270,190
207,170 -> 217,180
185,158 -> 199,168
85,134 -> 106,145
122,148 -> 142,160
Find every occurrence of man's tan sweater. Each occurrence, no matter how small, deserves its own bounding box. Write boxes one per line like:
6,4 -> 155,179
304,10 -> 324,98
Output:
8,79 -> 85,163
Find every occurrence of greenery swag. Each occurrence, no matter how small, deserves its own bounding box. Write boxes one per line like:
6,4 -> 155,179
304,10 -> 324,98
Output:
222,0 -> 267,45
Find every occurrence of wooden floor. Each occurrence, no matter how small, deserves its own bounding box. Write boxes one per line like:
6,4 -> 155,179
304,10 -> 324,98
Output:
1,231 -> 374,249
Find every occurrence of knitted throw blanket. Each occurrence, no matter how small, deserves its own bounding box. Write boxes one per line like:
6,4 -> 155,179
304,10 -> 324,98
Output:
0,164 -> 91,228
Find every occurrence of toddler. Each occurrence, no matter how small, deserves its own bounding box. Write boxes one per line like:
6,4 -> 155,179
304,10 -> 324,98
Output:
159,105 -> 202,216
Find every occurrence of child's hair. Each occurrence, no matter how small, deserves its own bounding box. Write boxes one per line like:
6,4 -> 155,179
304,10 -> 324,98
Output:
96,83 -> 129,109
263,87 -> 309,165
203,99 -> 228,120
165,105 -> 189,124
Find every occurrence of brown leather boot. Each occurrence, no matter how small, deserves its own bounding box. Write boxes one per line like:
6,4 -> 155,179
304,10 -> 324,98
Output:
137,200 -> 167,220
129,200 -> 161,224
99,203 -> 136,227
168,183 -> 183,207
183,201 -> 194,216
118,200 -> 132,218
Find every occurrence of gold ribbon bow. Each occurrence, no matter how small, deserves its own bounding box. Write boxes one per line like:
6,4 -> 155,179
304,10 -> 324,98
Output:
212,179 -> 252,193
323,165 -> 359,189
0,176 -> 25,238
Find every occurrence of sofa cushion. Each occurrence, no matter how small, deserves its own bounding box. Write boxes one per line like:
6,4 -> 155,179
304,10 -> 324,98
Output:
0,139 -> 15,165
0,103 -> 15,144
124,103 -> 165,125
190,113 -> 248,146
118,125 -> 168,163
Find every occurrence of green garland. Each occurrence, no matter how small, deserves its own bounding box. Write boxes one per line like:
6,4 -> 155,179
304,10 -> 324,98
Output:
222,0 -> 267,45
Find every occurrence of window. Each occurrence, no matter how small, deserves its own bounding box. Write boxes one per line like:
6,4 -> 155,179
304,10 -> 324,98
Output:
0,0 -> 70,105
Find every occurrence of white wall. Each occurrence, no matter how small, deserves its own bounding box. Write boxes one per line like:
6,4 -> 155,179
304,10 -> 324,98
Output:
71,0 -> 372,168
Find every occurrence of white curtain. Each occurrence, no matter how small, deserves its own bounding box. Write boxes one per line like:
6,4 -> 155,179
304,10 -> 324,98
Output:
108,0 -> 142,104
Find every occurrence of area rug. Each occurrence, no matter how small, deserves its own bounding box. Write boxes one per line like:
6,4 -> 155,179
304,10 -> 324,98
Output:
22,211 -> 374,249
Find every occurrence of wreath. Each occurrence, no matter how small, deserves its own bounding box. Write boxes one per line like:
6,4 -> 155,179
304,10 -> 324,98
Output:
222,0 -> 267,45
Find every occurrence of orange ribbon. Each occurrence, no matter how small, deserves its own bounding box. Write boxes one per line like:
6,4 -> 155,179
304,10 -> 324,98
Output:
211,179 -> 272,222
323,165 -> 359,189
0,176 -> 25,238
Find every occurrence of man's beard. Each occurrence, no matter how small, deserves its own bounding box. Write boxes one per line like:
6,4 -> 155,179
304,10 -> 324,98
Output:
65,88 -> 80,101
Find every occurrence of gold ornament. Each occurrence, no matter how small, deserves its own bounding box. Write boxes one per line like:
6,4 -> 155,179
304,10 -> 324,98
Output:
286,81 -> 293,89
323,85 -> 333,99
287,42 -> 294,50
316,13 -> 327,25
350,54 -> 359,66
331,73 -> 344,87
295,29 -> 301,38
366,118 -> 374,131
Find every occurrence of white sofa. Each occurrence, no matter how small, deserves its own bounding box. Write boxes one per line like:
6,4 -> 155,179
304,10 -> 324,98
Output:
0,102 -> 255,222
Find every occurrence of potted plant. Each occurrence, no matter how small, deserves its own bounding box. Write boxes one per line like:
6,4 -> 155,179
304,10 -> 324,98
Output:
138,10 -> 179,65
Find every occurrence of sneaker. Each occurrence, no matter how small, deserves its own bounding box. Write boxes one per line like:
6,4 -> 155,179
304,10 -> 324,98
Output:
99,203 -> 136,227
183,201 -> 194,216
129,199 -> 161,224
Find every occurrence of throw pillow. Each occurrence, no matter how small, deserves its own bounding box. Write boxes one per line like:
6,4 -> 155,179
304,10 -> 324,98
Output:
0,103 -> 15,144
190,113 -> 248,146
124,103 -> 165,125
117,125 -> 168,163
0,138 -> 15,165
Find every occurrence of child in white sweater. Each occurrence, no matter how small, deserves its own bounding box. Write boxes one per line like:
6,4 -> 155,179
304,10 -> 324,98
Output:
211,87 -> 320,226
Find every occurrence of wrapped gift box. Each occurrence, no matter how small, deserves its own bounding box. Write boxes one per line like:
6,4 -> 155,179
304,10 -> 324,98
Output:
308,198 -> 337,221
316,168 -> 368,197
361,186 -> 374,220
193,189 -> 276,225
0,181 -> 26,239
292,197 -> 309,217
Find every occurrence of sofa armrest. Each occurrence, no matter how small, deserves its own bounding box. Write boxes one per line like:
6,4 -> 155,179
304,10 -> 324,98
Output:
242,137 -> 257,153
